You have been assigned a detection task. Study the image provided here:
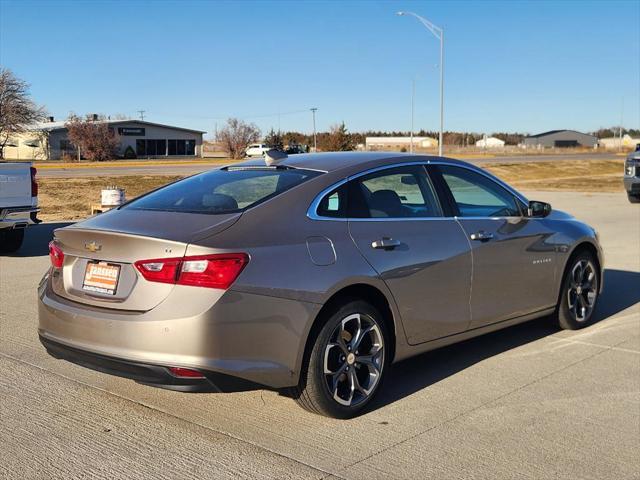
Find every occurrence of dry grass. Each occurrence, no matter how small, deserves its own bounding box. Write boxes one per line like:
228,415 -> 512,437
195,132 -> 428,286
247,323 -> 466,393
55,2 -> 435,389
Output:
37,159 -> 626,221
483,159 -> 624,192
39,176 -> 182,221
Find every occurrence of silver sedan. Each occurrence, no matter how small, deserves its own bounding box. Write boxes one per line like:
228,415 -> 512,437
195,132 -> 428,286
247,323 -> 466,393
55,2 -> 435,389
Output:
38,152 -> 603,418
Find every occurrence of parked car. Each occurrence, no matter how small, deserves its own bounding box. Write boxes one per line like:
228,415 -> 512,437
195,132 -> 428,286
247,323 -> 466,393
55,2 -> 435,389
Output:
39,152 -> 603,418
0,162 -> 39,253
624,151 -> 640,203
285,144 -> 309,155
244,143 -> 270,157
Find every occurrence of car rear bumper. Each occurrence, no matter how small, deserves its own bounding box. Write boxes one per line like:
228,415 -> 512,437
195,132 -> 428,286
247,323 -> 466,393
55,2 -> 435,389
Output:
38,272 -> 320,390
39,336 -> 260,392
0,206 -> 40,229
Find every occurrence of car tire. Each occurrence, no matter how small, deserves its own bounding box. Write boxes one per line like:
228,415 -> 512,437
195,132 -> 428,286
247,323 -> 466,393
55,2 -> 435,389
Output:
0,228 -> 25,254
292,300 -> 389,419
555,250 -> 599,330
627,193 -> 640,204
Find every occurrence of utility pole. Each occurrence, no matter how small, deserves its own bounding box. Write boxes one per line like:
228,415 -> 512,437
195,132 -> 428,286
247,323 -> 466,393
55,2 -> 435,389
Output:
137,110 -> 146,121
310,107 -> 318,152
410,78 -> 415,154
397,11 -> 444,156
619,97 -> 624,152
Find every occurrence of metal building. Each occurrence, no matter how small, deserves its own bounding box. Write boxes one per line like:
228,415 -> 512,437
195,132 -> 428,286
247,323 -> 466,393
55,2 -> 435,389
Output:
4,118 -> 205,160
523,130 -> 598,149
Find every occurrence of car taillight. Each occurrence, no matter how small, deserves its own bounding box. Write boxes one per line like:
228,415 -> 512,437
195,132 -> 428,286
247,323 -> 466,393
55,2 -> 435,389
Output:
49,241 -> 64,268
167,367 -> 205,379
134,258 -> 181,284
30,167 -> 38,197
134,253 -> 248,290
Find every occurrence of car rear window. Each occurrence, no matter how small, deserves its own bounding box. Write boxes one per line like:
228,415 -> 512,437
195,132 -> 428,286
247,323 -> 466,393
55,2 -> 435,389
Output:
123,167 -> 320,214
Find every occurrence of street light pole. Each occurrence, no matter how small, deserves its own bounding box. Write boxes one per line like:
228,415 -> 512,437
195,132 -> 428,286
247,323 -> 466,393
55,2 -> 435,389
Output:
410,78 -> 415,154
310,107 -> 318,152
397,11 -> 444,157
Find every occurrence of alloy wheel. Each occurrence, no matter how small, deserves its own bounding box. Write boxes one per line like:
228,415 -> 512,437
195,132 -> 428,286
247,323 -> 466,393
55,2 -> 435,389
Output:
567,259 -> 598,322
323,313 -> 384,407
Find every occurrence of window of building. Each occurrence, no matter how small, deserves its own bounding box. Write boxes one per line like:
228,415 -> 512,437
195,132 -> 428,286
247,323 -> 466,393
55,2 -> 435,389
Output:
154,139 -> 166,156
136,139 -> 146,156
60,139 -> 74,152
136,139 -> 168,157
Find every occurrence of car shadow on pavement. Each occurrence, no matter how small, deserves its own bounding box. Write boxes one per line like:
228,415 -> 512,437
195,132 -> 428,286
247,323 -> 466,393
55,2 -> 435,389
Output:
369,268 -> 640,413
593,269 -> 640,321
6,222 -> 73,257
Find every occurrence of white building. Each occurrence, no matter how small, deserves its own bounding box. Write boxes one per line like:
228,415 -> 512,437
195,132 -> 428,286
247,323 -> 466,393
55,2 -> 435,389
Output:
365,136 -> 438,151
599,134 -> 640,150
3,117 -> 205,160
475,136 -> 505,148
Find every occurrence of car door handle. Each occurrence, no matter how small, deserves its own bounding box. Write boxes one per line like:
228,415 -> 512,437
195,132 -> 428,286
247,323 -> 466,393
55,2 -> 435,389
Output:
371,238 -> 401,250
470,231 -> 494,242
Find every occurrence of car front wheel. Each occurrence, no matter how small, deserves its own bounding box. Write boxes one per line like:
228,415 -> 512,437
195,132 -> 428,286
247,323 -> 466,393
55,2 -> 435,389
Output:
293,300 -> 388,418
627,193 -> 640,204
556,251 -> 599,330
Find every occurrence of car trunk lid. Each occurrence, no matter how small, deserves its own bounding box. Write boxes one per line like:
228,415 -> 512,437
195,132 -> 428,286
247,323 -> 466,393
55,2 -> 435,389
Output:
51,210 -> 241,311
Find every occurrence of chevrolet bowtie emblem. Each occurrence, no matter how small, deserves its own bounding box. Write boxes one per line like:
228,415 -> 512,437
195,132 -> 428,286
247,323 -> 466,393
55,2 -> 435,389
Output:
85,241 -> 102,253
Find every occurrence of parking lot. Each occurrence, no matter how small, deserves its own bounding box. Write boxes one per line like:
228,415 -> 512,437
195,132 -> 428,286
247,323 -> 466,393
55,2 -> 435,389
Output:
1,190 -> 638,479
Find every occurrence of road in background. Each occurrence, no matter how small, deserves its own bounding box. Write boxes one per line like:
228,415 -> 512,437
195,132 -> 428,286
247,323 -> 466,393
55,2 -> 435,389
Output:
1,191 -> 638,479
36,153 -> 623,178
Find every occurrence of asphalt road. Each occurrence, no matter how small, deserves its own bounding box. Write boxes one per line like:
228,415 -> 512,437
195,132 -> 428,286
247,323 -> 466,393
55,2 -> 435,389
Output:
1,190 -> 638,479
37,153 -> 622,178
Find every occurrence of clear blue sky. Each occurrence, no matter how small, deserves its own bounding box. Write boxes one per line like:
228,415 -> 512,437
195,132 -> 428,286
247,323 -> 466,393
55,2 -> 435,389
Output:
1,0 -> 638,138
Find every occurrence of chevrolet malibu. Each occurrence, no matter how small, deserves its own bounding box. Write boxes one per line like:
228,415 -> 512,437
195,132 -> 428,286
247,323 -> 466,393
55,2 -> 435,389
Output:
39,152 -> 603,418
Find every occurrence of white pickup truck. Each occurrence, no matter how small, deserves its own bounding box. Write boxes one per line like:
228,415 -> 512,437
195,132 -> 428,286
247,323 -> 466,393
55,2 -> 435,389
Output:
0,162 -> 40,253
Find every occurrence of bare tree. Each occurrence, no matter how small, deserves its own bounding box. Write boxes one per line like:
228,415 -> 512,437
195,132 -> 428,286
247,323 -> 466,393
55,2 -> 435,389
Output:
0,68 -> 45,159
320,122 -> 354,151
65,114 -> 119,161
216,118 -> 260,159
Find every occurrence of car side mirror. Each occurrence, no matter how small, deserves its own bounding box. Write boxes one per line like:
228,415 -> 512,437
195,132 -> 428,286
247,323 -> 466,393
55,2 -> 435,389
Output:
528,200 -> 552,218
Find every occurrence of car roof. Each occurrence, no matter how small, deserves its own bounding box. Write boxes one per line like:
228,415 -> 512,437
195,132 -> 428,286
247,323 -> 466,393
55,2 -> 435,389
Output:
230,151 -> 471,173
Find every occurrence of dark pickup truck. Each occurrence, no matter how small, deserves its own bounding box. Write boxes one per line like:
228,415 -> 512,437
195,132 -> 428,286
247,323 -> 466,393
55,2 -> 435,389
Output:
624,146 -> 640,204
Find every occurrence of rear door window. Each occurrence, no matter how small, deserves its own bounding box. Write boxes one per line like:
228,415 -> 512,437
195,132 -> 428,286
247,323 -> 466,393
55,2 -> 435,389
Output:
347,165 -> 442,218
124,167 -> 320,214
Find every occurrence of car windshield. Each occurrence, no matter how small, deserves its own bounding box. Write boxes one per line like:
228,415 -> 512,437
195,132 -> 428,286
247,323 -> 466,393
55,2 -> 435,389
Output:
123,167 -> 320,214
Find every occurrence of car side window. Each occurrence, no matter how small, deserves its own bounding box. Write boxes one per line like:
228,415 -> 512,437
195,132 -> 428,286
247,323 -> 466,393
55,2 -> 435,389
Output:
317,185 -> 348,218
438,165 -> 521,217
347,165 -> 442,218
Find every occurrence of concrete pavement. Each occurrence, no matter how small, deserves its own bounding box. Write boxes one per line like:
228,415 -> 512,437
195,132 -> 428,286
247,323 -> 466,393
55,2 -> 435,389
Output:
0,190 -> 638,479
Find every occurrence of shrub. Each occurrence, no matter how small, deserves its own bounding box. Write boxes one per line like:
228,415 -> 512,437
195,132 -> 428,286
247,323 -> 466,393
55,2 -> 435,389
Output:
123,145 -> 136,159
